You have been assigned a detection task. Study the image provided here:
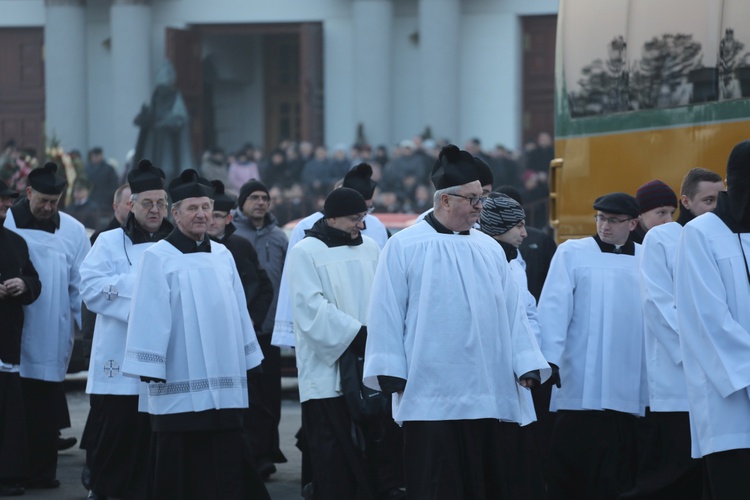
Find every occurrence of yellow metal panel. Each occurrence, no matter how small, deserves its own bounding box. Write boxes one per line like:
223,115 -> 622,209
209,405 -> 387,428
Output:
552,120 -> 749,241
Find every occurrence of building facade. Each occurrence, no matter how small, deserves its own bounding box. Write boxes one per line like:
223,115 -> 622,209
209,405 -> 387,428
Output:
0,0 -> 557,169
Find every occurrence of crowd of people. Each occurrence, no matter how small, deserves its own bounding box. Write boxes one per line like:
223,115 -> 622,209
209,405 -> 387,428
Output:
1,134 -> 748,500
2,132 -> 556,235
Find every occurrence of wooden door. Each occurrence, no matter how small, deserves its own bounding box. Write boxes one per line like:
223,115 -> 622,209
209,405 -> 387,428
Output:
299,22 -> 324,147
522,16 -> 557,143
0,28 -> 45,156
166,27 -> 204,161
264,33 -> 301,152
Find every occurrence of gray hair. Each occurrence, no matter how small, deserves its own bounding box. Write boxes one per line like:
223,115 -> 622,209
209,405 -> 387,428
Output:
433,185 -> 462,206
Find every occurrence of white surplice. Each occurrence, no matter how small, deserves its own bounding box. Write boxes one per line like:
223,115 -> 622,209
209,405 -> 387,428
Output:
537,237 -> 647,416
80,228 -> 155,395
675,213 -> 750,458
122,240 -> 263,415
639,222 -> 689,411
272,211 -> 388,348
363,221 -> 549,425
5,209 -> 90,381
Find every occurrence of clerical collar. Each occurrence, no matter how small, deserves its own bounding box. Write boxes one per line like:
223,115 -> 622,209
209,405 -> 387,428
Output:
10,198 -> 59,233
123,212 -> 173,245
304,217 -> 363,248
165,228 -> 212,253
593,234 -> 635,255
425,212 -> 470,235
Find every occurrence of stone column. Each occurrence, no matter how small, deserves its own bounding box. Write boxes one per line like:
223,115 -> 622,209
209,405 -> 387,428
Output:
352,0 -> 393,148
418,0 -> 460,142
44,0 -> 87,152
111,0 -> 152,168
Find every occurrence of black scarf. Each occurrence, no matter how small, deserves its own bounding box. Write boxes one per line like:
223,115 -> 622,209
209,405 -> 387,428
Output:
496,239 -> 518,262
675,206 -> 696,227
304,217 -> 363,248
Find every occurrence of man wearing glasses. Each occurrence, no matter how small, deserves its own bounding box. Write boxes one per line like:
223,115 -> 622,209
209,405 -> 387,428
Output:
364,145 -> 549,499
538,192 -> 646,499
286,187 -> 389,499
273,162 -> 388,349
79,159 -> 173,499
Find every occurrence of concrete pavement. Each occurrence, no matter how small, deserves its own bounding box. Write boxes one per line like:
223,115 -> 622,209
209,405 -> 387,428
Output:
24,376 -> 303,499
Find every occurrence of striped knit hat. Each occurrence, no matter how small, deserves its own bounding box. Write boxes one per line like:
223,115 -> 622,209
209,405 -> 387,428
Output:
636,180 -> 677,214
479,193 -> 526,236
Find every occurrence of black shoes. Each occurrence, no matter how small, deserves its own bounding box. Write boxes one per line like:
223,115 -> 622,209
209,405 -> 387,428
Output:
25,478 -> 60,489
256,459 -> 277,481
380,487 -> 407,500
57,436 -> 78,451
0,484 -> 23,497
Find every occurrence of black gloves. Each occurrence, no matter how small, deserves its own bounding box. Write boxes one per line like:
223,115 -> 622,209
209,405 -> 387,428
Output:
140,376 -> 166,384
378,375 -> 406,394
348,326 -> 368,357
519,370 -> 541,388
548,363 -> 561,388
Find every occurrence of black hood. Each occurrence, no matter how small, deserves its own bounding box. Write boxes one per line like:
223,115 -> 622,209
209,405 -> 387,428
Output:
722,140 -> 750,232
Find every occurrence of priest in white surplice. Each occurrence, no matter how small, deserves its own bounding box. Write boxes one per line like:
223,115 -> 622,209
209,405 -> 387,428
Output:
363,145 -> 549,499
537,192 -> 647,499
122,169 -> 269,499
79,159 -> 173,499
675,140 -> 750,498
626,168 -> 723,499
5,162 -> 90,489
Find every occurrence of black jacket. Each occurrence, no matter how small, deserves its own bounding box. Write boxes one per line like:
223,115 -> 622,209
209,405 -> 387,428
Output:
211,222 -> 275,330
0,221 -> 42,364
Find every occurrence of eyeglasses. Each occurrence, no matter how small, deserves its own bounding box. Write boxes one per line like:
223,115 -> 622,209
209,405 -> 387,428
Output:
137,200 -> 167,210
447,193 -> 487,207
248,194 -> 270,202
594,215 -> 633,225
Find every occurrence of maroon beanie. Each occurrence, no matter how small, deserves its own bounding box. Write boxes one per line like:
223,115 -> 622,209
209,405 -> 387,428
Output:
635,180 -> 677,214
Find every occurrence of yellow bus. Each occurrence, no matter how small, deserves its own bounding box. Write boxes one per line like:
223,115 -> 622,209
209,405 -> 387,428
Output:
551,0 -> 750,241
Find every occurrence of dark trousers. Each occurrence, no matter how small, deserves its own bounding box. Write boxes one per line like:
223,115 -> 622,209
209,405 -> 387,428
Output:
403,419 -> 544,500
301,397 -> 375,500
150,428 -> 270,500
620,411 -> 702,499
703,448 -> 750,500
20,378 -> 61,482
90,395 -> 151,499
547,410 -> 637,500
0,372 -> 27,483
246,334 -> 285,464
